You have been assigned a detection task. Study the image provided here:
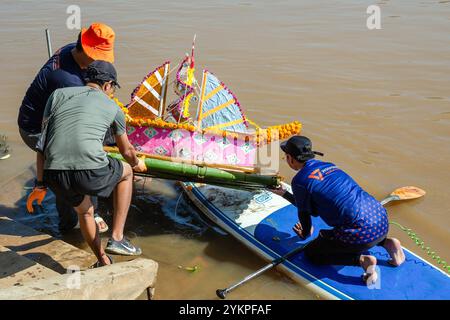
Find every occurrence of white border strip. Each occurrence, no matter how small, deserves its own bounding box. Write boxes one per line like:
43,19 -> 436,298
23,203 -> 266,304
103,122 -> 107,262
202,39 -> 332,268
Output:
143,81 -> 161,100
154,69 -> 163,84
133,96 -> 159,116
159,64 -> 169,117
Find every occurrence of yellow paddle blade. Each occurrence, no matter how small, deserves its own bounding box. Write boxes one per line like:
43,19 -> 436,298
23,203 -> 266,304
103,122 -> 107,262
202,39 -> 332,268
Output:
390,186 -> 426,200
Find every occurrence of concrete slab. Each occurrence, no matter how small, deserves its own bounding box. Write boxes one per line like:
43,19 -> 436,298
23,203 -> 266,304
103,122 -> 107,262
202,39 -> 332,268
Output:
0,258 -> 158,300
0,245 -> 59,288
0,216 -> 97,272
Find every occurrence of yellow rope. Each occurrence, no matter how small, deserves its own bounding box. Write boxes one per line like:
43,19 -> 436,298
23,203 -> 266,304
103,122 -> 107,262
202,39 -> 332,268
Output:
246,118 -> 261,129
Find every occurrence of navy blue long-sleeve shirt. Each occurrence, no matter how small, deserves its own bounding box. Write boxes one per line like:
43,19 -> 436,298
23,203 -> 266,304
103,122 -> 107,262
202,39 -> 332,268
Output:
18,43 -> 85,134
285,159 -> 389,244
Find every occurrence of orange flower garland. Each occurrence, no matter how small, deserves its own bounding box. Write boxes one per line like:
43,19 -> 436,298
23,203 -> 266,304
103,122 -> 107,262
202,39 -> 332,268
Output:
113,98 -> 301,145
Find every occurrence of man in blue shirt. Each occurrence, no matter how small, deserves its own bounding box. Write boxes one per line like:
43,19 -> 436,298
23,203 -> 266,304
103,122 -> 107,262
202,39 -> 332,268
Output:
19,23 -> 115,234
273,136 -> 405,284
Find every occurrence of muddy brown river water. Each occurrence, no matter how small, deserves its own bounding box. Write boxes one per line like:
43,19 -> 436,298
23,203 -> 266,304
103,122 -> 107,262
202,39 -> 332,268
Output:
0,0 -> 449,299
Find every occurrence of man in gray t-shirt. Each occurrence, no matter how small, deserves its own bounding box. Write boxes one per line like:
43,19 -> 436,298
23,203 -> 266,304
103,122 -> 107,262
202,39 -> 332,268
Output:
43,86 -> 125,170
33,61 -> 147,266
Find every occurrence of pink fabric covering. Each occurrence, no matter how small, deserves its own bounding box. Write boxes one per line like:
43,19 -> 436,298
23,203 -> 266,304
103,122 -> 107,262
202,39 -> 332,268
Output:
127,125 -> 256,167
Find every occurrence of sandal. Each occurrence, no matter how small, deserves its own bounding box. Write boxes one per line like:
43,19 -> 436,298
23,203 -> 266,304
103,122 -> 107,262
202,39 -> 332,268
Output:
94,213 -> 109,233
91,254 -> 114,268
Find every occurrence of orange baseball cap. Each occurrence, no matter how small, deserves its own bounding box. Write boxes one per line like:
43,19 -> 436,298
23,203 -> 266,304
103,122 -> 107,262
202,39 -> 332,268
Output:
80,23 -> 115,63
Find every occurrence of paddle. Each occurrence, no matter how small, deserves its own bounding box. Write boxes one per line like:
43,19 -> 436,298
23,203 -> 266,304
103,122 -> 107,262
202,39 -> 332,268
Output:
380,186 -> 426,206
215,185 -> 426,299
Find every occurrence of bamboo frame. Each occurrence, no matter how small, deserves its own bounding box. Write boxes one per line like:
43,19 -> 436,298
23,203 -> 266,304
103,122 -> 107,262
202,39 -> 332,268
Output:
159,63 -> 170,118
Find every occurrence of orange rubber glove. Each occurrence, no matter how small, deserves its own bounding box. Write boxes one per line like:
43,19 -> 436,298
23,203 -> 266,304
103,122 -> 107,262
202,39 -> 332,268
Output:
26,187 -> 47,214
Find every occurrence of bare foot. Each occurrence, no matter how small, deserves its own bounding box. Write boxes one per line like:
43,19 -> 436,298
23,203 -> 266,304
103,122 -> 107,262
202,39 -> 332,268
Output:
100,254 -> 112,266
383,238 -> 405,266
360,255 -> 378,285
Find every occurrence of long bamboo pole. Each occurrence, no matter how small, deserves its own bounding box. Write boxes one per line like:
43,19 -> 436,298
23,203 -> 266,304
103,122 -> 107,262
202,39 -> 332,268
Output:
104,146 -> 258,174
107,152 -> 279,190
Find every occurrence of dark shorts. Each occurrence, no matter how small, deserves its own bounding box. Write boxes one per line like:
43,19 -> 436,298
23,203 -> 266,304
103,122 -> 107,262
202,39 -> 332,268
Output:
43,157 -> 124,208
304,229 -> 387,266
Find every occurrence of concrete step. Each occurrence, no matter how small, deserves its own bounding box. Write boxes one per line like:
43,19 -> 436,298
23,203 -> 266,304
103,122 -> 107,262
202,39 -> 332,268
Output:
0,258 -> 158,300
0,216 -> 97,272
0,168 -> 159,299
0,245 -> 59,288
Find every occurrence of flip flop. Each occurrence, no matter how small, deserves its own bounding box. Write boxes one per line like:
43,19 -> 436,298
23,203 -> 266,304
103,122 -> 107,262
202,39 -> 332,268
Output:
91,255 -> 114,269
94,214 -> 109,233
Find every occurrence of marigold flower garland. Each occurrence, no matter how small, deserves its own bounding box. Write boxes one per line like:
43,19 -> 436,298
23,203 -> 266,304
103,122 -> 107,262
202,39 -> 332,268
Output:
113,98 -> 301,145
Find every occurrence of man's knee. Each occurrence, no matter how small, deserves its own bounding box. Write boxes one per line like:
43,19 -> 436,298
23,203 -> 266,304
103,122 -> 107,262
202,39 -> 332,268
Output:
74,195 -> 93,215
121,162 -> 133,179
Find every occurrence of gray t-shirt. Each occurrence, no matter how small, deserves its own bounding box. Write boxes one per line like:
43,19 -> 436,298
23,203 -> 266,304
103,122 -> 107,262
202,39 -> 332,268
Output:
43,86 -> 126,170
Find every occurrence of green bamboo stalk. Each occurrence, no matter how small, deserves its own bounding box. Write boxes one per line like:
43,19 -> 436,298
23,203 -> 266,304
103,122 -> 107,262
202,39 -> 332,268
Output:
108,152 -> 279,190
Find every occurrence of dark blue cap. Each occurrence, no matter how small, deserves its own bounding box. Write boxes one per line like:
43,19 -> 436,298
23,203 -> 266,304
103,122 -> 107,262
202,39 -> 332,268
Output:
84,60 -> 120,88
280,136 -> 324,162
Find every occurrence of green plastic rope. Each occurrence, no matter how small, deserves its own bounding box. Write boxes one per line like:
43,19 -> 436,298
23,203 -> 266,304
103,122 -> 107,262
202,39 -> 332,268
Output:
390,221 -> 450,274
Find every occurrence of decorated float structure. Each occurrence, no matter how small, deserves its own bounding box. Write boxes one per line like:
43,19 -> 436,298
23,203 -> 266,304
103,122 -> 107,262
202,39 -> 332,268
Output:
110,38 -> 302,189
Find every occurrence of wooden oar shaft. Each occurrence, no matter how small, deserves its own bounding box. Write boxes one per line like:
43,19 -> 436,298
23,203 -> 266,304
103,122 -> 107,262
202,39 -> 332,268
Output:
45,29 -> 53,59
104,146 -> 258,174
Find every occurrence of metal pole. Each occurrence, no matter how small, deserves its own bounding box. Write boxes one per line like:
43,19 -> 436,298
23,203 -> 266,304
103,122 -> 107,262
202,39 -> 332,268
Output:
45,29 -> 53,58
216,243 -> 308,299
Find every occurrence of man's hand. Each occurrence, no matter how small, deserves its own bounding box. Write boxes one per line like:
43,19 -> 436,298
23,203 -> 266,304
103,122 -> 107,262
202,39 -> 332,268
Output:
132,157 -> 147,173
292,222 -> 314,239
26,186 -> 47,213
270,184 -> 287,196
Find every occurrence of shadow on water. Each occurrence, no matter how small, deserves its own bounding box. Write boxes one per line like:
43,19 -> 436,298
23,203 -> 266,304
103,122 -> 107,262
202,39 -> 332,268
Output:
2,173 -> 212,238
2,173 -> 304,293
1,176 -> 61,238
115,178 -> 214,239
100,178 -> 297,284
0,165 -> 223,239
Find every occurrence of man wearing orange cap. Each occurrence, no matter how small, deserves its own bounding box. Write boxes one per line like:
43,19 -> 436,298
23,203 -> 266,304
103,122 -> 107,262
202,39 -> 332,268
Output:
18,23 -> 115,235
